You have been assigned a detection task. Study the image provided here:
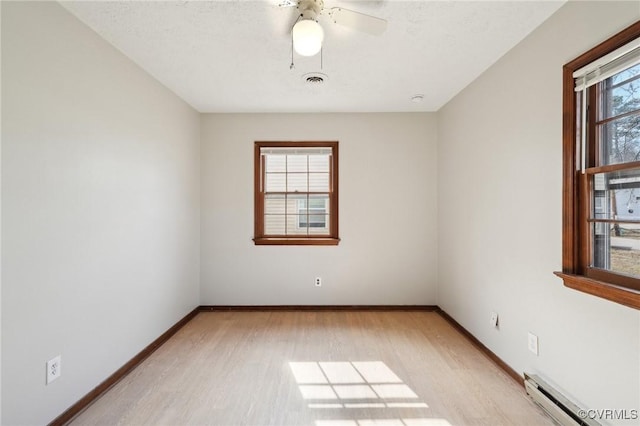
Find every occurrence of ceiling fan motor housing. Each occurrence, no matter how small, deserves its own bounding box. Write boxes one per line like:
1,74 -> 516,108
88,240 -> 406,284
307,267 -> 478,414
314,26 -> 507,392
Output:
297,0 -> 324,21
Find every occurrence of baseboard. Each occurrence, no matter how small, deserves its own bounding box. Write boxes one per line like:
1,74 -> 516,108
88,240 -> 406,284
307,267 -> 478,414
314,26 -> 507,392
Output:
199,305 -> 439,311
435,308 -> 524,387
49,304 -> 522,425
49,307 -> 200,426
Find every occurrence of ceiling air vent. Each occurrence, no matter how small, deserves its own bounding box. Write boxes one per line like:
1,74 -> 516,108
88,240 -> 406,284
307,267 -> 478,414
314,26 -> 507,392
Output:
302,73 -> 328,85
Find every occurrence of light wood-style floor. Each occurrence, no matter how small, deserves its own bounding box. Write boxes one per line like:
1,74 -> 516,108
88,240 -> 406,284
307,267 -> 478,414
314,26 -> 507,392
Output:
69,311 -> 554,426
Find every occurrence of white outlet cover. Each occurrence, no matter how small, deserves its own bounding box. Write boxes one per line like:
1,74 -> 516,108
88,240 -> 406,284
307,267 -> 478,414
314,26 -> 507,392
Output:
46,355 -> 62,384
528,333 -> 539,356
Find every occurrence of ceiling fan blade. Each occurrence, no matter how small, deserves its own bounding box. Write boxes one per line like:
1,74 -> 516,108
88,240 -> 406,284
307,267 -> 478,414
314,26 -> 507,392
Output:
328,7 -> 387,36
337,0 -> 384,9
278,0 -> 297,8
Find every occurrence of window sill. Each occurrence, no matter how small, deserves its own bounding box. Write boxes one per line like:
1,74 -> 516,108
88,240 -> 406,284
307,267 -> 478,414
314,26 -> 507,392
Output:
554,272 -> 640,310
253,237 -> 340,246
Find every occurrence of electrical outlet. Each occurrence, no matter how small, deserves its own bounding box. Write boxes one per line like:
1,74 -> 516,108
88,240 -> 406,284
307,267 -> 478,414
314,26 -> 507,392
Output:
528,332 -> 539,356
490,312 -> 499,328
46,355 -> 62,384
315,277 -> 322,287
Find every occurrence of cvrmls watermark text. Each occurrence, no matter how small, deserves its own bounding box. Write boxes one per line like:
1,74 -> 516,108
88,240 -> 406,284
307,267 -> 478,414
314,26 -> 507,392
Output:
577,409 -> 639,421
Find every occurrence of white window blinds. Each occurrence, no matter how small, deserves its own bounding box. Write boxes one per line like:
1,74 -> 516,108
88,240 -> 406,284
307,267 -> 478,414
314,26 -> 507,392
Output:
260,147 -> 332,156
573,34 -> 640,172
573,37 -> 640,92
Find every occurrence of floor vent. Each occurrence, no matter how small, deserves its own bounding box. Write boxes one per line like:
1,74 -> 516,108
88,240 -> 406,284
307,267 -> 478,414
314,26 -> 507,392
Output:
524,373 -> 601,426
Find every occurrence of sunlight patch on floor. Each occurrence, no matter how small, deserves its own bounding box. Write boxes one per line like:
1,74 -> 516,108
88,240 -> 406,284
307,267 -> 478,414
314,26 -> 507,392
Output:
315,420 -> 452,426
371,384 -> 418,399
333,385 -> 379,399
344,403 -> 387,408
306,402 -> 429,409
320,362 -> 367,384
386,403 -> 429,408
290,362 -> 329,384
351,361 -> 403,383
289,360 -> 445,426
355,420 -> 404,426
299,385 -> 339,400
290,361 -> 423,405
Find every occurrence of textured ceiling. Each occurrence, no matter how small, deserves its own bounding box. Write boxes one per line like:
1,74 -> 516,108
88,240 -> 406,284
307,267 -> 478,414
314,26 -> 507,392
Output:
60,0 -> 565,112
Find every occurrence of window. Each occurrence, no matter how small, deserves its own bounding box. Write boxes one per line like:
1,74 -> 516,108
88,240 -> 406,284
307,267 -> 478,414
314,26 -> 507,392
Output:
253,141 -> 339,245
298,198 -> 328,229
557,21 -> 640,310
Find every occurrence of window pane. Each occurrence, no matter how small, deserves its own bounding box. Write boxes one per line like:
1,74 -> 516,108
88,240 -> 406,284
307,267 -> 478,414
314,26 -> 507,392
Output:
591,167 -> 640,279
597,113 -> 640,165
309,196 -> 327,209
308,214 -> 327,227
287,173 -> 308,192
309,154 -> 330,172
611,62 -> 640,86
310,194 -> 329,209
287,155 -> 308,173
309,173 -> 330,192
287,194 -> 306,214
298,195 -> 329,232
592,168 -> 640,220
309,215 -> 330,235
265,155 -> 286,172
287,194 -> 307,235
265,194 -> 285,214
603,74 -> 640,120
299,214 -> 326,228
265,172 -> 286,192
592,222 -> 640,278
288,215 -> 308,235
264,214 -> 285,235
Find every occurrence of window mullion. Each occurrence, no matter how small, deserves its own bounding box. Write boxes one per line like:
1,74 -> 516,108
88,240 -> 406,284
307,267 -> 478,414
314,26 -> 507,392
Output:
588,86 -> 598,168
578,171 -> 591,275
259,153 -> 266,236
307,155 -> 310,236
285,155 -> 289,236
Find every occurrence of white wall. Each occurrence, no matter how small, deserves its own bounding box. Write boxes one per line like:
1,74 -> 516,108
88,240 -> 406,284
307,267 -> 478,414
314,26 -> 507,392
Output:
201,113 -> 437,306
1,2 -> 200,424
0,2 -> 3,422
437,2 -> 640,424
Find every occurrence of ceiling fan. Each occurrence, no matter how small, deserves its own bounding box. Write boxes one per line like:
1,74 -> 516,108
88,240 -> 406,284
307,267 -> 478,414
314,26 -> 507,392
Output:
279,0 -> 388,57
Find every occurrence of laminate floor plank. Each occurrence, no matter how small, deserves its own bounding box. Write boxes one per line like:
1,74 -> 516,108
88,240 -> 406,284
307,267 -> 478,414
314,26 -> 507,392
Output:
69,311 -> 553,426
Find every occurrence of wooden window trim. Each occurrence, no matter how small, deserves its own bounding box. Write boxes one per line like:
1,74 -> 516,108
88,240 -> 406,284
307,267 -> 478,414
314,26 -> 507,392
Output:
557,21 -> 640,310
253,141 -> 340,246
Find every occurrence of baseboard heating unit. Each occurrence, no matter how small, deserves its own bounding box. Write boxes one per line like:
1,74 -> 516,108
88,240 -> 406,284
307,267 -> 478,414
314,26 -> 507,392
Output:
524,373 -> 601,426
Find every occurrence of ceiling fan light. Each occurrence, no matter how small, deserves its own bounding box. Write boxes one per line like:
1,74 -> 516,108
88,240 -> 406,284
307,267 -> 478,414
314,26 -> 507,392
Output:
292,19 -> 324,57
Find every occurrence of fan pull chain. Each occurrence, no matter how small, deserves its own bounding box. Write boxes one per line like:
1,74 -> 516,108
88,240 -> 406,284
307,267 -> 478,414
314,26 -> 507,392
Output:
290,15 -> 302,70
290,33 -> 295,69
